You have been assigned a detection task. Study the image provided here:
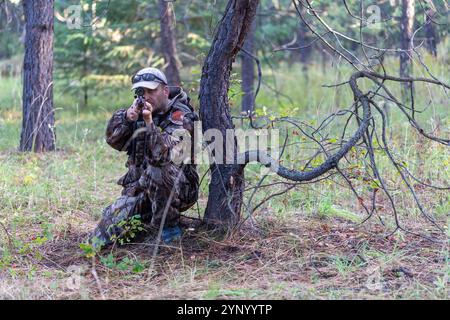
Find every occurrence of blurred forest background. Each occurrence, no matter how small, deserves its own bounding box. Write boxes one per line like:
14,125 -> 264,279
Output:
0,0 -> 447,112
0,0 -> 448,299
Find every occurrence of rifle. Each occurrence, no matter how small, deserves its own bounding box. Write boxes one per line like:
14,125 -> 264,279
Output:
130,87 -> 146,165
134,87 -> 146,114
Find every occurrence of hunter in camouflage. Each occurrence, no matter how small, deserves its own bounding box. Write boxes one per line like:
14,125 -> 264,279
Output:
91,67 -> 199,246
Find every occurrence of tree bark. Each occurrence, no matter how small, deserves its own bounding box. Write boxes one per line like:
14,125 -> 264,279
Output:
199,0 -> 259,228
400,0 -> 415,100
241,19 -> 256,115
159,0 -> 181,85
20,0 -> 55,152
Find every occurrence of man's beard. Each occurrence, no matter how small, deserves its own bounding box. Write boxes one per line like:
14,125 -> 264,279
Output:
153,101 -> 169,115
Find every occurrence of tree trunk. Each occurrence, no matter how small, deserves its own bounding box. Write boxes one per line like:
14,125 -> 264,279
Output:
400,0 -> 415,101
20,0 -> 55,152
241,19 -> 256,115
159,0 -> 181,85
424,9 -> 438,57
82,52 -> 88,108
83,85 -> 88,109
297,7 -> 311,74
199,0 -> 259,228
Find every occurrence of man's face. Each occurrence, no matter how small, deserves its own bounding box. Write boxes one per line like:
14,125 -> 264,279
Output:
142,85 -> 169,114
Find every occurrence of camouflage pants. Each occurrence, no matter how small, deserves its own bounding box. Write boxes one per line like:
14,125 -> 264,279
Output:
92,164 -> 198,246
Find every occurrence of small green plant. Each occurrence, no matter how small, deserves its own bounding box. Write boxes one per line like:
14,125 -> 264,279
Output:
110,215 -> 145,245
79,242 -> 96,258
333,255 -> 366,276
0,248 -> 12,269
99,253 -> 146,274
316,196 -> 361,223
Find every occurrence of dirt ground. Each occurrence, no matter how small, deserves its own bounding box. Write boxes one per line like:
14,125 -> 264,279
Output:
1,214 -> 447,300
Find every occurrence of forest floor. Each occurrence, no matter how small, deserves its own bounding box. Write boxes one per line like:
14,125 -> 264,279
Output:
0,205 -> 448,299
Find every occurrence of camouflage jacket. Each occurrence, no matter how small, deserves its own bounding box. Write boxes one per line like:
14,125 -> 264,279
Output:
105,87 -> 199,203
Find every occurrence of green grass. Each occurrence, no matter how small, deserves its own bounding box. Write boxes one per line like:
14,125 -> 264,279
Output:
0,53 -> 448,299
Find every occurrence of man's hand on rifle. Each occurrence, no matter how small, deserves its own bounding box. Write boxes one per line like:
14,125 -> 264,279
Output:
126,99 -> 140,122
126,99 -> 153,123
142,102 -> 153,125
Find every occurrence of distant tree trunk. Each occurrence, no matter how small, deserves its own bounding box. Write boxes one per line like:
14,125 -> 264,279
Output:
159,0 -> 181,85
20,0 -> 55,152
320,45 -> 327,73
82,53 -> 88,108
424,9 -> 438,57
241,20 -> 256,115
83,85 -> 88,109
297,7 -> 311,74
400,0 -> 415,101
199,0 -> 259,228
0,1 -> 23,60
